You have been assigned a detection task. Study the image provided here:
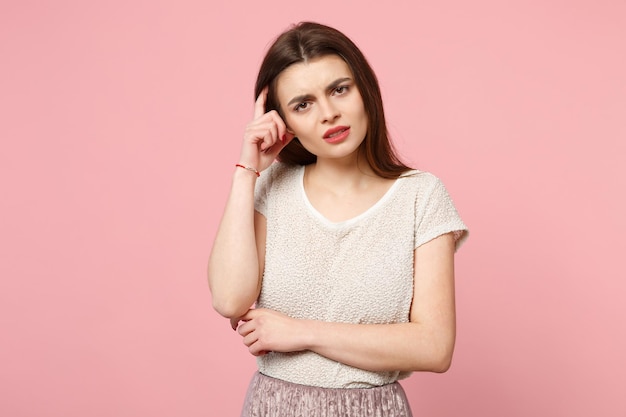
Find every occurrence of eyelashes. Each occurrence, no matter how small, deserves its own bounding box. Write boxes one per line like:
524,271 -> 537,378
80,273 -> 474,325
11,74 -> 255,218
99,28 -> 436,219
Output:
334,85 -> 349,95
294,102 -> 310,112
291,85 -> 351,113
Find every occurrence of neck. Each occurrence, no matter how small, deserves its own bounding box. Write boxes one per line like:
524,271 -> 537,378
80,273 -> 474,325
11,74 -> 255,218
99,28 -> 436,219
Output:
305,151 -> 378,193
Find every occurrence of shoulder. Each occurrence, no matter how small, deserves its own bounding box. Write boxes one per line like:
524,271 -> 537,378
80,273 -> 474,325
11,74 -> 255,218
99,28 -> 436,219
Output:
397,170 -> 464,219
397,170 -> 446,194
405,170 -> 469,247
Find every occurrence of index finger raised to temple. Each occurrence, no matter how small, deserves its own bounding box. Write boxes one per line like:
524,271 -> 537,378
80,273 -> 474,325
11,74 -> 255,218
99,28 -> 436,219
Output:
254,86 -> 269,119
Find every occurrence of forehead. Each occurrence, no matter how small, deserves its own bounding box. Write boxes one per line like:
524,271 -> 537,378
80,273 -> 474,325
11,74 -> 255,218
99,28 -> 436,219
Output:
276,55 -> 353,99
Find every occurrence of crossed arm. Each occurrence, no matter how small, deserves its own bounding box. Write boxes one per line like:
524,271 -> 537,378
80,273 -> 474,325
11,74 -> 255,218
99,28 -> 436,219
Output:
209,195 -> 458,373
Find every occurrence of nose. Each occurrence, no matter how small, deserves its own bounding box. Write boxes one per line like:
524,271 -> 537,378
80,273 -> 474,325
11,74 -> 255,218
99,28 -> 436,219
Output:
319,98 -> 340,123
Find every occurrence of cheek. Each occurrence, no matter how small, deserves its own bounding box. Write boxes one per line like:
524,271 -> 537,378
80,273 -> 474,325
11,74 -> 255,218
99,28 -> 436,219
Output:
285,116 -> 312,138
357,105 -> 369,129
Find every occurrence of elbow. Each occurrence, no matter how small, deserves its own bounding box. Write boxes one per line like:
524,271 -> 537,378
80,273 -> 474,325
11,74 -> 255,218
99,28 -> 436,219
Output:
208,273 -> 257,319
428,342 -> 455,373
431,352 -> 453,373
211,297 -> 252,319
412,351 -> 453,374
408,337 -> 455,373
207,262 -> 260,319
210,284 -> 258,319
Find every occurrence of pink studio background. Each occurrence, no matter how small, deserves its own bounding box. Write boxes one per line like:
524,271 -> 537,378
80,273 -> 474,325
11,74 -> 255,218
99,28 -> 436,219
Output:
1,1 -> 624,416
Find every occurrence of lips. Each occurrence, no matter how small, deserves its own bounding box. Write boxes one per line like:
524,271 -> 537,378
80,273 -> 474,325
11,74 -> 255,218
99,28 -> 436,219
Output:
323,126 -> 350,143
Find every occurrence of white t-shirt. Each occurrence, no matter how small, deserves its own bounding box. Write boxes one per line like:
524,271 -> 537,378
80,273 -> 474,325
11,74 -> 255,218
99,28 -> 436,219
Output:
254,162 -> 468,388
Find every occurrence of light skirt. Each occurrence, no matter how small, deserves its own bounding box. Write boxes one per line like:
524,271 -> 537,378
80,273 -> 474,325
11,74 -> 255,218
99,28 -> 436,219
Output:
241,372 -> 413,417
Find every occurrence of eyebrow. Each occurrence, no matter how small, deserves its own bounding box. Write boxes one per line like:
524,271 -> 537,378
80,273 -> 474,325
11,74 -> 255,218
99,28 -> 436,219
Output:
286,77 -> 353,107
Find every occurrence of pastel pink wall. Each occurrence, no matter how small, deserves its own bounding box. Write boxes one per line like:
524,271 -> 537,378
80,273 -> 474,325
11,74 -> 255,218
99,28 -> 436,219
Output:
1,1 -> 624,416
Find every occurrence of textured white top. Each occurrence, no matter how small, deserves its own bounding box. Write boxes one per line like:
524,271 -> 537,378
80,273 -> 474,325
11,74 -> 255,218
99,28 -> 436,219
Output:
254,163 -> 468,388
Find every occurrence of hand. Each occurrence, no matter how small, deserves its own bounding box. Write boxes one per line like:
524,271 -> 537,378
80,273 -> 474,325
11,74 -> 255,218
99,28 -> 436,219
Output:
231,308 -> 307,356
239,87 -> 295,173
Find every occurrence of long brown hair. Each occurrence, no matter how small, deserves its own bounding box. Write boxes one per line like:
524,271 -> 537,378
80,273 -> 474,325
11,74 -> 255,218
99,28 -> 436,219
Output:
255,22 -> 413,179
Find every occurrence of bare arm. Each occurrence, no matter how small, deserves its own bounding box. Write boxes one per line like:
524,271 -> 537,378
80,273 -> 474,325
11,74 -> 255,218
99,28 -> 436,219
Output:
235,232 -> 457,373
208,88 -> 292,319
207,172 -> 266,318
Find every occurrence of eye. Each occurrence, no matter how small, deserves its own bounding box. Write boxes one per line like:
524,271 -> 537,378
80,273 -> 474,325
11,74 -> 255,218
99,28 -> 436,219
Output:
294,102 -> 309,112
334,85 -> 349,95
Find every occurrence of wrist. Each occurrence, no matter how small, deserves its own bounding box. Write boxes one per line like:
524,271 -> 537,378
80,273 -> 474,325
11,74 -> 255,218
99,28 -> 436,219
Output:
235,163 -> 260,177
231,166 -> 259,186
298,319 -> 318,351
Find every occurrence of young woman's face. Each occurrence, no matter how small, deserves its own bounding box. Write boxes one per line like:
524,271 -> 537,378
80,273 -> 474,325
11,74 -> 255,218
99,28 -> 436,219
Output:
275,54 -> 368,161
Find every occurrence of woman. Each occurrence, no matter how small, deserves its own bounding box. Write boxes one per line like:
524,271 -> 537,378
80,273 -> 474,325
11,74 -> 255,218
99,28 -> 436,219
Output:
208,21 -> 468,416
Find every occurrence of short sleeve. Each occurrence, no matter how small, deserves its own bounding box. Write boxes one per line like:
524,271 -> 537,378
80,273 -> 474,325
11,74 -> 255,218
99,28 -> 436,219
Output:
253,165 -> 274,217
414,175 -> 469,250
254,162 -> 289,217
